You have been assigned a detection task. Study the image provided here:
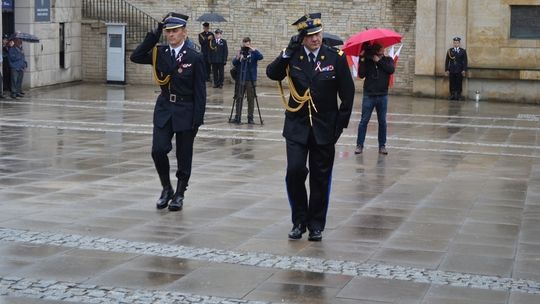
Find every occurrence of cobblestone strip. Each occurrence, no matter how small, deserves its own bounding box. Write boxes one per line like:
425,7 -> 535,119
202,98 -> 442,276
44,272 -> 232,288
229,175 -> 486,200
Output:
1,227 -> 539,294
0,276 -> 270,304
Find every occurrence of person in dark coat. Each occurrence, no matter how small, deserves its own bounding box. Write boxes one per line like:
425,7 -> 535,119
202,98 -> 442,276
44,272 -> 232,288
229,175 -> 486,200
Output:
130,12 -> 206,211
231,37 -> 263,124
354,43 -> 395,155
7,38 -> 26,99
208,29 -> 228,88
266,13 -> 355,241
445,36 -> 468,100
198,22 -> 212,82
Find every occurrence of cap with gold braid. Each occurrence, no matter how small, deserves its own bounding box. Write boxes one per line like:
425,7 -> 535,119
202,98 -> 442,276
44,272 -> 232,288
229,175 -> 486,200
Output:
163,12 -> 189,30
292,13 -> 322,36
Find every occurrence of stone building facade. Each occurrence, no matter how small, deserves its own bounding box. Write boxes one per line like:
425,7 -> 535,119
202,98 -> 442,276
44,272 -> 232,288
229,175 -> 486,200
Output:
1,0 -> 82,89
83,0 -> 418,93
415,0 -> 540,103
3,0 -> 540,103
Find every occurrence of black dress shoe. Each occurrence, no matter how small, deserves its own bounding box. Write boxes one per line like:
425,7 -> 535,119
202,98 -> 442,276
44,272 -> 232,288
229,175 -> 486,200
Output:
168,194 -> 184,211
308,230 -> 322,242
288,225 -> 306,240
156,187 -> 174,209
247,118 -> 255,124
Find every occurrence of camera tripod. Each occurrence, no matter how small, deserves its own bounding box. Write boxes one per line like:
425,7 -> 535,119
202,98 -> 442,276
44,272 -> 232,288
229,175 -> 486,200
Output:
228,56 -> 264,125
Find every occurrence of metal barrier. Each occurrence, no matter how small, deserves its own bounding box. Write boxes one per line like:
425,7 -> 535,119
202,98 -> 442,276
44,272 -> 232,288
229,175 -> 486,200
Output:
82,0 -> 158,43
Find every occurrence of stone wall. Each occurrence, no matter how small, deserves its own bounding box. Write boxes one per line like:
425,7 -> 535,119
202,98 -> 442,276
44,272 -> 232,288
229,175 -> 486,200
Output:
15,0 -> 83,88
414,0 -> 540,103
99,0 -> 417,93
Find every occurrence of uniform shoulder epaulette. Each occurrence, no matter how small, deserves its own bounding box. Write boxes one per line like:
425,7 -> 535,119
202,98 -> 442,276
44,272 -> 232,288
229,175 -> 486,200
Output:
326,45 -> 344,56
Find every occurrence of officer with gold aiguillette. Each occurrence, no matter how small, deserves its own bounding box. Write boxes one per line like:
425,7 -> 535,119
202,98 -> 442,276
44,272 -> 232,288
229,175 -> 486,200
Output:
445,36 -> 468,100
266,13 -> 355,241
130,12 -> 206,212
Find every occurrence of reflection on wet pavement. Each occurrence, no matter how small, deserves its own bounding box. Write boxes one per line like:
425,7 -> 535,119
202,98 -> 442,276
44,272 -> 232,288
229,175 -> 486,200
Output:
0,83 -> 540,303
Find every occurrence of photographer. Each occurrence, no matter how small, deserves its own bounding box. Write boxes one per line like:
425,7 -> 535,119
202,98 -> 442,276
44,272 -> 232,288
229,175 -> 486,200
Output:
355,43 -> 395,155
231,37 -> 263,124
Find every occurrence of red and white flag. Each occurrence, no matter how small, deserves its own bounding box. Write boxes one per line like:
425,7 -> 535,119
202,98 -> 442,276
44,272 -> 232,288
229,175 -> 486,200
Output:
388,44 -> 402,87
346,55 -> 359,78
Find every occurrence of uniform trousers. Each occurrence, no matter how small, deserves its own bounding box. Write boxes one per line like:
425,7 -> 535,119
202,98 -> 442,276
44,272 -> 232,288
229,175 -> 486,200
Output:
449,72 -> 463,96
151,119 -> 198,188
211,63 -> 225,87
286,130 -> 335,231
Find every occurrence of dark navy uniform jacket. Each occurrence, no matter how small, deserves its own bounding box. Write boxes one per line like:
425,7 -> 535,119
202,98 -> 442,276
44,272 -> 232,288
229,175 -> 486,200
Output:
445,47 -> 468,74
198,31 -> 212,56
266,45 -> 355,145
130,32 -> 206,132
208,38 -> 228,64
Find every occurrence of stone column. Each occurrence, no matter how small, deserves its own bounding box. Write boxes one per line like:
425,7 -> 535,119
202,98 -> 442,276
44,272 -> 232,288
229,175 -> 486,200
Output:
413,0 -> 438,97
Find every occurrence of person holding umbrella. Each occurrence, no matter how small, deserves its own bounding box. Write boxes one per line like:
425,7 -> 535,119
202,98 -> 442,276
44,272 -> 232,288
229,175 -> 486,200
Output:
266,13 -> 355,241
354,42 -> 395,155
198,22 -> 212,82
7,38 -> 27,99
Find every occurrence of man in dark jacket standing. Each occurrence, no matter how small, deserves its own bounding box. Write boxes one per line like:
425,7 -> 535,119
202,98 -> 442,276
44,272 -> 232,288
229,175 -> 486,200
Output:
266,13 -> 355,241
354,43 -> 395,155
198,22 -> 212,82
445,37 -> 468,100
130,12 -> 206,211
208,29 -> 228,88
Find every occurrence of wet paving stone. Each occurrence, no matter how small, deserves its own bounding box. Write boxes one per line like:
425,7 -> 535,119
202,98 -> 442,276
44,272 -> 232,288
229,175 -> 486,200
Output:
1,83 -> 540,302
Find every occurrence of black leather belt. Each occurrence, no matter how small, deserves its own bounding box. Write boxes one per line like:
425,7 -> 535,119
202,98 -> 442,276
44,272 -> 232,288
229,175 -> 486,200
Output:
161,93 -> 193,103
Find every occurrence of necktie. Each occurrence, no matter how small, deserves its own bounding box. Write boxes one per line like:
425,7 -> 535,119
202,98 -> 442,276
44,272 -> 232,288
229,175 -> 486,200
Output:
309,53 -> 316,70
455,48 -> 459,53
171,49 -> 176,61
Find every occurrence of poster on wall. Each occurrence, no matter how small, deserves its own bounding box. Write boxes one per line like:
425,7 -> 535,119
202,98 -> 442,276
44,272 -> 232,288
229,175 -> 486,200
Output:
35,0 -> 51,22
3,0 -> 14,12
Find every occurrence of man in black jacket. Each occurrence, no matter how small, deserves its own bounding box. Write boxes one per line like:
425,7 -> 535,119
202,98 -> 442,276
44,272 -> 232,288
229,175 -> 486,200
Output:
130,12 -> 206,211
354,43 -> 395,155
266,13 -> 355,241
445,37 -> 468,100
208,29 -> 228,88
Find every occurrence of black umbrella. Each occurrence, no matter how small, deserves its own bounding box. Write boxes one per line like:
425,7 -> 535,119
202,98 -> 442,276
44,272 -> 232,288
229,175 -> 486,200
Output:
322,32 -> 343,47
196,12 -> 227,22
10,32 -> 40,43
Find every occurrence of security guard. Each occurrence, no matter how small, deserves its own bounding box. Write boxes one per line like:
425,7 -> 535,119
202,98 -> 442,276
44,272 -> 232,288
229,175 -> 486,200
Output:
445,37 -> 468,100
130,12 -> 206,211
266,13 -> 355,241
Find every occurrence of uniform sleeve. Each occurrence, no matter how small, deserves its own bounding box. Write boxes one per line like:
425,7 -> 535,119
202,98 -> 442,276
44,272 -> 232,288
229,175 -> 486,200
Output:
266,52 -> 290,81
445,50 -> 450,71
336,54 -> 355,130
198,33 -> 205,46
462,49 -> 468,71
223,40 -> 229,64
130,31 -> 160,65
192,52 -> 206,127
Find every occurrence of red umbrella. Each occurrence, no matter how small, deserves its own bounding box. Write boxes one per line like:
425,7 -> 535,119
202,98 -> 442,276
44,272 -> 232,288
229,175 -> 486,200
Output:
343,28 -> 401,56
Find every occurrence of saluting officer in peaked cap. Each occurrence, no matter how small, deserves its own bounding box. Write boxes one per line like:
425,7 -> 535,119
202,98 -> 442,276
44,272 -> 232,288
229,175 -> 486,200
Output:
130,11 -> 206,212
266,13 -> 355,242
